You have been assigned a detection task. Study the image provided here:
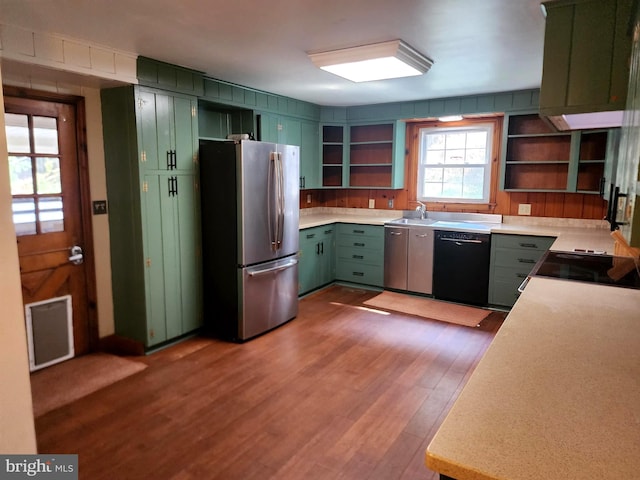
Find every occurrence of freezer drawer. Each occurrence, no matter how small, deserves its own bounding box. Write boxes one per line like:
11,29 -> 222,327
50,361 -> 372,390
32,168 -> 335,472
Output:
238,256 -> 298,340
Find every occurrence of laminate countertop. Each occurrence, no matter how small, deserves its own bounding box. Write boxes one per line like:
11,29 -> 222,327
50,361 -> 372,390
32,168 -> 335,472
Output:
425,276 -> 640,480
299,211 -> 616,254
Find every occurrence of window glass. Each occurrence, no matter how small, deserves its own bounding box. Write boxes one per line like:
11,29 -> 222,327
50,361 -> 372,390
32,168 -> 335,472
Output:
5,113 -> 30,153
33,116 -> 59,154
5,113 -> 64,235
417,124 -> 493,203
36,157 -> 62,194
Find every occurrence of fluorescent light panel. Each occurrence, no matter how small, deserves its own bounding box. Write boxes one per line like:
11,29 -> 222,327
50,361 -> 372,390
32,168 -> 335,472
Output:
308,40 -> 433,83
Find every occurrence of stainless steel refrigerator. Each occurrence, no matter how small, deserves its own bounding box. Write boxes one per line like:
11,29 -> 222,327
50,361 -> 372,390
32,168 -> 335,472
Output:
199,139 -> 299,341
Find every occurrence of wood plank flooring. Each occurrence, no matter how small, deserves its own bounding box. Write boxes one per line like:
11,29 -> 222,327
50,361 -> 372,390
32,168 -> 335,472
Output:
35,285 -> 505,480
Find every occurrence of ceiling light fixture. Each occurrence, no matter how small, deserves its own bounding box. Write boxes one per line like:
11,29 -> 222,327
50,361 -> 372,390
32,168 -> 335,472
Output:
308,39 -> 433,83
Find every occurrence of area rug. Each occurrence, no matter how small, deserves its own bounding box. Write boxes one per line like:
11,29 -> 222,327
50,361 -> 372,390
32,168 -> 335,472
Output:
363,291 -> 491,327
30,352 -> 147,417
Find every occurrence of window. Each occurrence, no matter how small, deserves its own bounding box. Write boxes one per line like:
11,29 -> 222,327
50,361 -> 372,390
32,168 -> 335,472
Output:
5,113 -> 64,235
417,124 -> 494,203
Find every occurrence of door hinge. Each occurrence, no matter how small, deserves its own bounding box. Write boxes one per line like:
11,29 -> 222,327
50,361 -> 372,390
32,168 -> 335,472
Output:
149,328 -> 155,339
142,180 -> 148,192
193,153 -> 198,165
146,258 -> 152,267
191,105 -> 197,117
140,150 -> 147,163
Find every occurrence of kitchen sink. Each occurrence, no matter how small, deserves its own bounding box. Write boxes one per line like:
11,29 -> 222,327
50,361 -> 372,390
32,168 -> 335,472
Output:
386,217 -> 436,227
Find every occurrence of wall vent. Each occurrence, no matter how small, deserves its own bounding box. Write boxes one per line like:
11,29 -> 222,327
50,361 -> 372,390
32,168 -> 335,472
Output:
25,295 -> 74,372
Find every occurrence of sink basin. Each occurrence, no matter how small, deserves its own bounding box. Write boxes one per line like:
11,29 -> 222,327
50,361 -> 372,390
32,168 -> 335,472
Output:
386,217 -> 436,227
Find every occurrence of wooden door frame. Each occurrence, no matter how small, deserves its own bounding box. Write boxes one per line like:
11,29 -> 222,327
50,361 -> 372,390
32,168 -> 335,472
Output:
3,85 -> 100,352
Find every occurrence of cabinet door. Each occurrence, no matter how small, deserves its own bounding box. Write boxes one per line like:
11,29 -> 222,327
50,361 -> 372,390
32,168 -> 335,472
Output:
175,174 -> 202,333
319,225 -> 335,285
258,113 -> 280,143
300,121 -> 320,189
299,228 -> 320,294
173,96 -> 198,172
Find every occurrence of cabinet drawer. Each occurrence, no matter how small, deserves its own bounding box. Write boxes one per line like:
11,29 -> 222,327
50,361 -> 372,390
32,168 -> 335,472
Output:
492,265 -> 531,284
336,246 -> 382,266
336,261 -> 383,286
492,234 -> 555,251
337,223 -> 383,238
492,247 -> 545,270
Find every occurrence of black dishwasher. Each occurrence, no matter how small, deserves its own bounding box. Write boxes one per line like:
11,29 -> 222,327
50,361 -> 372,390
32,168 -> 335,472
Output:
433,230 -> 491,306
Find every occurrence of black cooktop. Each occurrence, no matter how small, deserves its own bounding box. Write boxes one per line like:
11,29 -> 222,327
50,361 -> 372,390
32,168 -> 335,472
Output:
531,251 -> 640,290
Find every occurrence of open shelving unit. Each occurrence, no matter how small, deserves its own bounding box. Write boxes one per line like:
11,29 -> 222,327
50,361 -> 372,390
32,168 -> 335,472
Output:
322,125 -> 345,187
503,113 -> 572,191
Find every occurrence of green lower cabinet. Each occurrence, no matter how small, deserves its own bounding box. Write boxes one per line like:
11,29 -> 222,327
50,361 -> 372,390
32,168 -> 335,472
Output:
298,225 -> 335,295
335,223 -> 384,287
489,234 -> 555,307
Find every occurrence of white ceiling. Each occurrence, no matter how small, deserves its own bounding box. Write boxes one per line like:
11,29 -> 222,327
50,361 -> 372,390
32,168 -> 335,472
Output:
0,0 -> 546,107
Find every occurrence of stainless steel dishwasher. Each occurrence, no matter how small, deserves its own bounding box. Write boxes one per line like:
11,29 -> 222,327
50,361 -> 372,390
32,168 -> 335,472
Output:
384,226 -> 434,294
432,229 -> 491,306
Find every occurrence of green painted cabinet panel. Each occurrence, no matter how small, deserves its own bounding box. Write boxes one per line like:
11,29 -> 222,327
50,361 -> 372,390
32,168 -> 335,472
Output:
101,85 -> 203,348
539,0 -> 632,117
259,113 -> 320,189
136,90 -> 198,172
489,234 -> 555,308
335,223 -> 384,287
298,225 -> 335,295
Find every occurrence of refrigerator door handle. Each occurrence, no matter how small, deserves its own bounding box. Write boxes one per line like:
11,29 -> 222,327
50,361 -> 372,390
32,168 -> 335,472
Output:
276,151 -> 285,249
247,258 -> 298,276
268,152 -> 278,251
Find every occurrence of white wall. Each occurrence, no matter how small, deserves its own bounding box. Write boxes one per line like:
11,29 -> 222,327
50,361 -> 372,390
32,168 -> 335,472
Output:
0,64 -> 38,453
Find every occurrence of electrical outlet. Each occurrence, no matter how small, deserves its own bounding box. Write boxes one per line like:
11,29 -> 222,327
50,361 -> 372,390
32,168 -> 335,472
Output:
368,199 -> 375,209
388,199 -> 394,208
306,194 -> 312,204
518,203 -> 531,216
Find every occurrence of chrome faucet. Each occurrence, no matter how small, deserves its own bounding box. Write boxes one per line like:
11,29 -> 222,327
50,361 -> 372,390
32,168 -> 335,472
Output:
414,200 -> 427,219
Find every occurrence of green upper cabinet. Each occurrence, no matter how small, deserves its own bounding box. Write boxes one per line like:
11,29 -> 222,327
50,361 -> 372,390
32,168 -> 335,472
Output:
197,101 -> 255,141
258,113 -> 320,189
501,112 -> 618,194
136,89 -> 199,172
539,0 -> 632,122
101,85 -> 203,349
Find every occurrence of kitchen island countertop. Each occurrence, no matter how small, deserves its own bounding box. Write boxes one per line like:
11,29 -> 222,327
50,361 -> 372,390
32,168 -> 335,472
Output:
425,276 -> 640,480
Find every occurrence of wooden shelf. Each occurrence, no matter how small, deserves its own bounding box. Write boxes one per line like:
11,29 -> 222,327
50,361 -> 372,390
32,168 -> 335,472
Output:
321,125 -> 344,187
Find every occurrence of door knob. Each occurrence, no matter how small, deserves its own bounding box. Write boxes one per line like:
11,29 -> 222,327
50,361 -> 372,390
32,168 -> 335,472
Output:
69,245 -> 84,265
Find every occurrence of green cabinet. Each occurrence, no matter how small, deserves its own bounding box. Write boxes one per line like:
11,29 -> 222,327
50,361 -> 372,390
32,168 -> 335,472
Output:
298,225 -> 335,295
501,112 -> 619,194
259,113 -> 320,189
489,234 -> 555,307
101,85 -> 202,348
539,0 -> 632,125
320,121 -> 406,189
335,223 -> 384,287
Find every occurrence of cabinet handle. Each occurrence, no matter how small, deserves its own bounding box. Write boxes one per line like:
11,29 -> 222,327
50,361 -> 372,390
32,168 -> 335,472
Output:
599,176 -> 606,196
352,254 -> 363,259
518,243 -> 537,248
415,233 -> 429,238
306,233 -> 316,239
168,176 -> 178,197
353,242 -> 365,247
316,243 -> 320,255
324,229 -> 333,234
167,150 -> 177,170
390,231 -> 403,236
320,241 -> 324,254
353,229 -> 365,234
516,273 -> 528,278
352,272 -> 364,277
517,258 -> 535,264
300,176 -> 306,189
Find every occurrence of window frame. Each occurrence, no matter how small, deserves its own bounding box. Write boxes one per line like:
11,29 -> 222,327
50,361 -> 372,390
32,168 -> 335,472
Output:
405,116 -> 503,212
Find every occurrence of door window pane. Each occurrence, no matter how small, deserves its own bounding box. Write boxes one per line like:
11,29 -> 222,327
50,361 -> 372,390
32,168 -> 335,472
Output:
33,116 -> 59,154
5,113 -> 30,153
12,198 -> 37,235
9,156 -> 35,195
36,157 -> 62,194
38,197 -> 64,233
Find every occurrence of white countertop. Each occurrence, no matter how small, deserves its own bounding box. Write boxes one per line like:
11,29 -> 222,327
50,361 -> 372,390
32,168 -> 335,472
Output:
299,208 -> 616,254
426,277 -> 640,480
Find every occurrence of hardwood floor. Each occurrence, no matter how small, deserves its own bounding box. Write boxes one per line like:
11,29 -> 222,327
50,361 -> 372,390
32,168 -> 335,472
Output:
35,286 -> 505,479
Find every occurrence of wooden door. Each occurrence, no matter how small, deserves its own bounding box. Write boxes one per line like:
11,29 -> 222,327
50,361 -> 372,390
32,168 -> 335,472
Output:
4,94 -> 94,356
